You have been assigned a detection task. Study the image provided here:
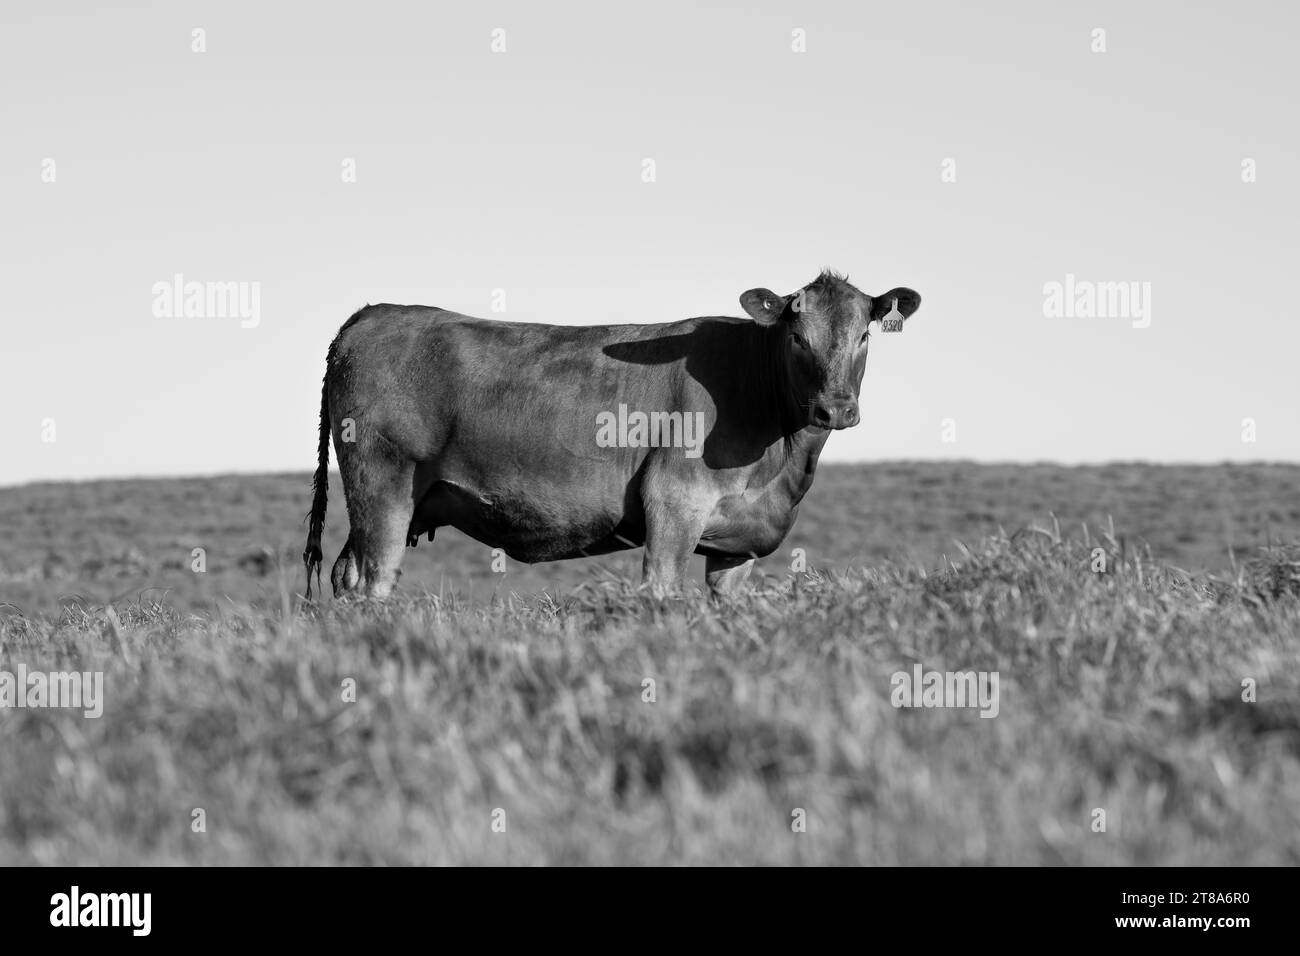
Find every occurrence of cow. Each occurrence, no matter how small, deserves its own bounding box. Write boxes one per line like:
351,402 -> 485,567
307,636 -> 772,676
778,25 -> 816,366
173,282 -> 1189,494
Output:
303,270 -> 921,599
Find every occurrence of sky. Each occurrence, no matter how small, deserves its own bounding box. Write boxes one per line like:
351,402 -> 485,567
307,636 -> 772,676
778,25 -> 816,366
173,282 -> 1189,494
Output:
1,0 -> 1296,485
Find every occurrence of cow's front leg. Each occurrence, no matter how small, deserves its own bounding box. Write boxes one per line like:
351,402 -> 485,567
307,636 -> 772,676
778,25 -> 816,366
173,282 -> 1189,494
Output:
705,555 -> 754,596
641,494 -> 711,596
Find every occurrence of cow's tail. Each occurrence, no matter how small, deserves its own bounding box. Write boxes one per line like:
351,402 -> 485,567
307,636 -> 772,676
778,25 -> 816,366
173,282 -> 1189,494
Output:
303,379 -> 330,600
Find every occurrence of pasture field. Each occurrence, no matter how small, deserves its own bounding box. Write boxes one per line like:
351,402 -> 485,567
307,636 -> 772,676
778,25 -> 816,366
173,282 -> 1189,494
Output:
3,462 -> 1299,615
0,462 -> 1298,864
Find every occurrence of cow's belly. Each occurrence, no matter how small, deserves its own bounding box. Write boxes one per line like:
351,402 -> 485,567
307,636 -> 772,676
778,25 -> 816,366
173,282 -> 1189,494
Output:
410,471 -> 640,563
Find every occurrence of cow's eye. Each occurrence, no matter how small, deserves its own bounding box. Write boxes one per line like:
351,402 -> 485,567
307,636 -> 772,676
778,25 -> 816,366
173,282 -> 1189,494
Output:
859,330 -> 871,346
791,332 -> 809,350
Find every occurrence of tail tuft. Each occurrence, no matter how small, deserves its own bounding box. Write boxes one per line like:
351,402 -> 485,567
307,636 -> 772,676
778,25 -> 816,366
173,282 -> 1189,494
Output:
303,378 -> 330,600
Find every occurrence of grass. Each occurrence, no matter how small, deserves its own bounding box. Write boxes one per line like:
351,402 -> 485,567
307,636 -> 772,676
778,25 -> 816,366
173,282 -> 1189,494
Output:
3,462 -> 1299,615
1,484 -> 1298,863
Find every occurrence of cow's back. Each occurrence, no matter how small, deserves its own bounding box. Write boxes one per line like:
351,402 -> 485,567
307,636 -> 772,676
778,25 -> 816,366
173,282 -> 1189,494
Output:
328,304 -> 706,454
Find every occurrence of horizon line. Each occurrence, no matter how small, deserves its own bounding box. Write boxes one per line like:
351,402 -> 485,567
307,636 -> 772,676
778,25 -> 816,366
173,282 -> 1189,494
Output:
5,457 -> 1300,491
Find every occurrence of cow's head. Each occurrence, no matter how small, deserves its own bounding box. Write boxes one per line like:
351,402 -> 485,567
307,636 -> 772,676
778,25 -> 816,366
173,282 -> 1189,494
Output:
740,271 -> 921,430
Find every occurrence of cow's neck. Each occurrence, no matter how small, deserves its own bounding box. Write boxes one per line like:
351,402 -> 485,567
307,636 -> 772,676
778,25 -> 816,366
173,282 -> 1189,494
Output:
770,423 -> 829,507
754,324 -> 831,505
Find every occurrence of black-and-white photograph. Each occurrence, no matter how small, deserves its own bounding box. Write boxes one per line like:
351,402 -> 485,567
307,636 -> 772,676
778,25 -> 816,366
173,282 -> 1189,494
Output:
0,0 -> 1295,927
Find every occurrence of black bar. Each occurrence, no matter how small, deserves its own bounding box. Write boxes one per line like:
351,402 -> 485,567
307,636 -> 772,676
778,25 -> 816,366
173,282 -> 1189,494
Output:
0,866 -> 1280,943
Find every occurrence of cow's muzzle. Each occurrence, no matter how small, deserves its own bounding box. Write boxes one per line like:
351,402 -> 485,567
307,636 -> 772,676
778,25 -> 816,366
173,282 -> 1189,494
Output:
810,399 -> 859,430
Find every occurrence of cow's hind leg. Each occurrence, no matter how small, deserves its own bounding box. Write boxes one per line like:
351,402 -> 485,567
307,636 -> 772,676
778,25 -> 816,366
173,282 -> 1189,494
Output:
331,532 -> 360,596
339,441 -> 416,600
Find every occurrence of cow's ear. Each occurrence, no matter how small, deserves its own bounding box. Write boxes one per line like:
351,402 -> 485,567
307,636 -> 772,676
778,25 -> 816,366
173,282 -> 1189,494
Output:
740,288 -> 789,325
869,287 -> 922,323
